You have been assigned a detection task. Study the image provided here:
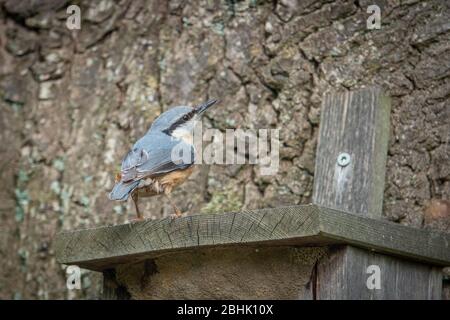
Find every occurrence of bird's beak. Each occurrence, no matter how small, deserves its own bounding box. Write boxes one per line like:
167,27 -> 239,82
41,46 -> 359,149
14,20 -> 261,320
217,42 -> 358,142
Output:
195,99 -> 218,115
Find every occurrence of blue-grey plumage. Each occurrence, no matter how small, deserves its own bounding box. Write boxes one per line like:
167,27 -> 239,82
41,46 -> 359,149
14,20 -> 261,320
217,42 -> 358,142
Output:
109,99 -> 218,220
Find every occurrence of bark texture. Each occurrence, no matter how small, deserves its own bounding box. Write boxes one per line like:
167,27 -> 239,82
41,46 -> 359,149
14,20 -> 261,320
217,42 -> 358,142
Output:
0,0 -> 449,299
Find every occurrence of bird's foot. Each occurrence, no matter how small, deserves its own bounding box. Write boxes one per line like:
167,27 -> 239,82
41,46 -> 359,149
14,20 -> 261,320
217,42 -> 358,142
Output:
169,209 -> 184,220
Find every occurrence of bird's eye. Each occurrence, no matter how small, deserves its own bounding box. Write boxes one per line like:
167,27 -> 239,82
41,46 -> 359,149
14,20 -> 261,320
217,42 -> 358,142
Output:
183,115 -> 189,121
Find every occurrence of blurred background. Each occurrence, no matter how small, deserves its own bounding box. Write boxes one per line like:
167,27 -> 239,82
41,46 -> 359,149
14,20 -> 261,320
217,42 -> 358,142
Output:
0,0 -> 449,299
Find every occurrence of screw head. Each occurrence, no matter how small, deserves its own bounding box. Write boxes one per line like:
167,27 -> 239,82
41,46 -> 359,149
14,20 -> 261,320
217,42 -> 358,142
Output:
337,152 -> 351,167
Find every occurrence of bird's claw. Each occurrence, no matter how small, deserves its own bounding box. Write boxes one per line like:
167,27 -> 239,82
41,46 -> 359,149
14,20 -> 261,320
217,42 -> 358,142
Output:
169,209 -> 184,220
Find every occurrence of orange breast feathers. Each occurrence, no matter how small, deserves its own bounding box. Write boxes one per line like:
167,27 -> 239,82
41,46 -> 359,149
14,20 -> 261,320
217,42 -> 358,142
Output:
158,166 -> 194,191
135,166 -> 195,198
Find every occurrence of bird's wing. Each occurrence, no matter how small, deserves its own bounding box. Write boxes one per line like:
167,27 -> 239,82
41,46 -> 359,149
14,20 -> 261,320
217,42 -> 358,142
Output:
120,134 -> 195,183
109,180 -> 140,201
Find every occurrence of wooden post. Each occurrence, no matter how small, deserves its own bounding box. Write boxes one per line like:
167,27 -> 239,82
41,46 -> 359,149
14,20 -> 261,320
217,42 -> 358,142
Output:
312,87 -> 443,299
313,87 -> 390,218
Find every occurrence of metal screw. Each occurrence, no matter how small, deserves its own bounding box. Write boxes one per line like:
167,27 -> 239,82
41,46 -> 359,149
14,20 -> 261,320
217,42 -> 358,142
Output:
337,152 -> 351,167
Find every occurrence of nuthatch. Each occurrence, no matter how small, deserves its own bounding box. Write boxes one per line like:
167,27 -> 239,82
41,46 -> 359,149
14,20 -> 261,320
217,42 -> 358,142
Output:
109,99 -> 218,220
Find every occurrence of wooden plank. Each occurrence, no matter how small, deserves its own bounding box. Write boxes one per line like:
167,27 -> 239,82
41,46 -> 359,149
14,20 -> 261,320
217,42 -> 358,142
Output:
55,205 -> 322,271
317,246 -> 442,299
313,87 -> 390,218
54,205 -> 450,271
317,207 -> 449,265
312,87 -> 443,300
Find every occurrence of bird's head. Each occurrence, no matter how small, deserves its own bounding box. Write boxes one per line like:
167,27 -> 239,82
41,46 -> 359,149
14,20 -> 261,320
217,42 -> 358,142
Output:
150,99 -> 218,139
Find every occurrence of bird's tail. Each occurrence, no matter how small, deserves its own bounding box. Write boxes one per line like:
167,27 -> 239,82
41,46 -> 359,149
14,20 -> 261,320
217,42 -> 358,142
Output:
109,180 -> 140,201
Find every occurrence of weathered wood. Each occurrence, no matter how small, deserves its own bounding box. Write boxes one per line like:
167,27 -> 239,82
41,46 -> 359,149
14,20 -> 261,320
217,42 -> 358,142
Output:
54,204 -> 450,271
313,87 -> 390,218
317,207 -> 449,265
317,246 -> 442,299
312,87 -> 443,300
55,205 -> 320,271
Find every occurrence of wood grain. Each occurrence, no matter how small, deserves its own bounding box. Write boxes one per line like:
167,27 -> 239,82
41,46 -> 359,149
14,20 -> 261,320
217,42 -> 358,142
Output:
313,87 -> 390,218
54,205 -> 450,271
317,246 -> 442,299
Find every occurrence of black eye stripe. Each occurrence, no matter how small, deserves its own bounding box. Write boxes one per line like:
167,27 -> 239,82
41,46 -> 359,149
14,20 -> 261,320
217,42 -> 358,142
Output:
179,110 -> 195,122
163,109 -> 196,135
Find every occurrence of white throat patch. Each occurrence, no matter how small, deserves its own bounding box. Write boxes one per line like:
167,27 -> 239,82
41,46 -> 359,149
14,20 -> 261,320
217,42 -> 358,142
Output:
172,121 -> 196,144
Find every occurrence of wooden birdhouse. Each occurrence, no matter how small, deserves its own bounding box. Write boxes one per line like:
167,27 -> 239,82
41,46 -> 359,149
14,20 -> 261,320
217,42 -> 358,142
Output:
55,87 -> 450,299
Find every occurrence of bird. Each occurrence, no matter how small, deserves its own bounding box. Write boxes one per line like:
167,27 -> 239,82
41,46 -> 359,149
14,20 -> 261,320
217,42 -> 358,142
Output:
109,99 -> 218,220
